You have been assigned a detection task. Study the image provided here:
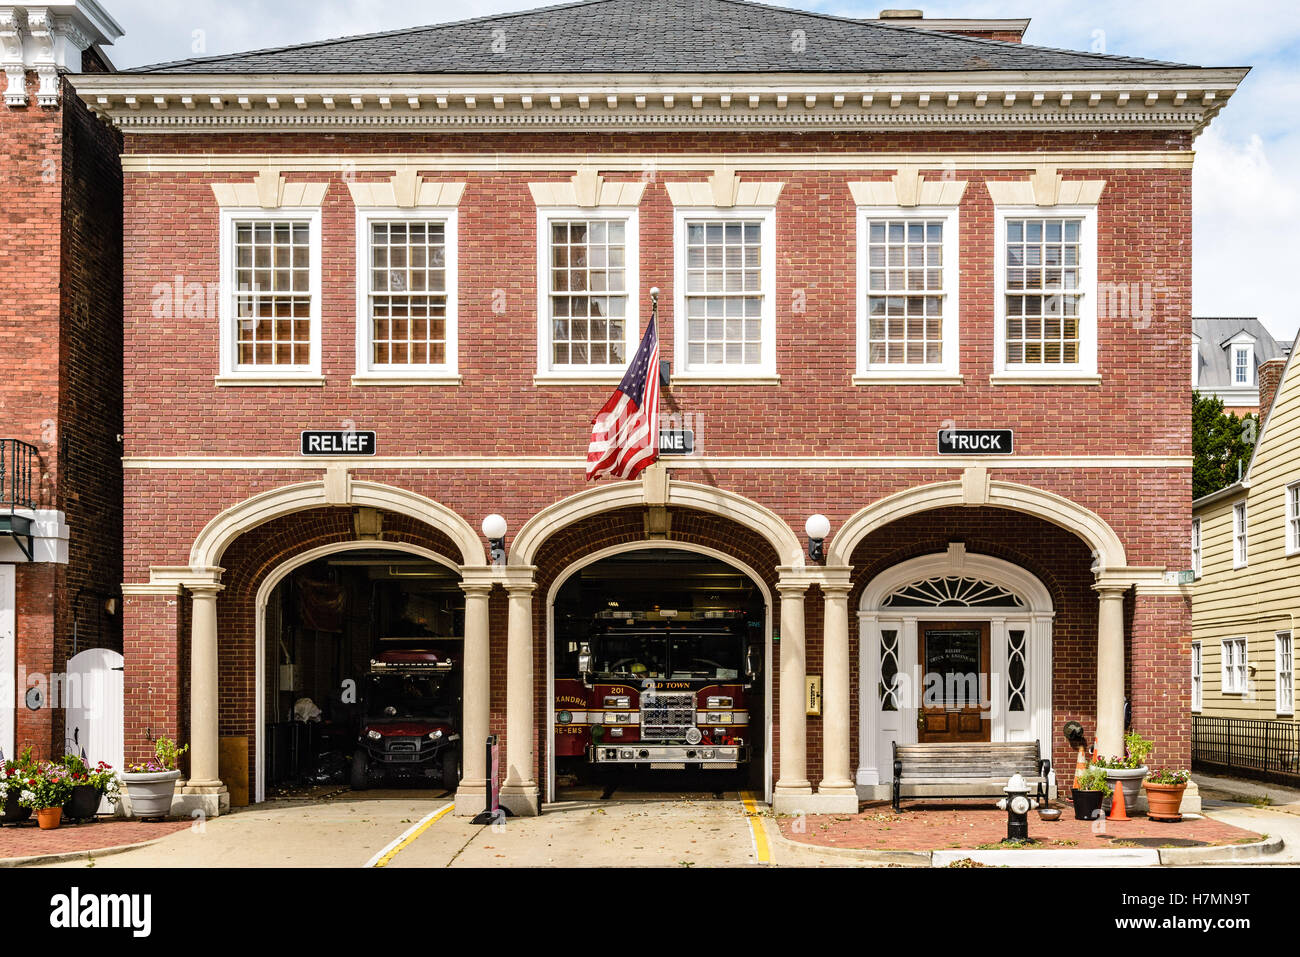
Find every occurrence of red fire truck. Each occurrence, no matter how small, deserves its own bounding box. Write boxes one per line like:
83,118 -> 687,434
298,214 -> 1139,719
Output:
554,610 -> 759,771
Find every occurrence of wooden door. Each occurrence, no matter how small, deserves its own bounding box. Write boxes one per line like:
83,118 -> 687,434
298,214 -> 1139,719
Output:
917,622 -> 991,743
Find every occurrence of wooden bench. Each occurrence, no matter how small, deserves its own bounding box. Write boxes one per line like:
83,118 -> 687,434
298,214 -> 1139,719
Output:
892,741 -> 1050,812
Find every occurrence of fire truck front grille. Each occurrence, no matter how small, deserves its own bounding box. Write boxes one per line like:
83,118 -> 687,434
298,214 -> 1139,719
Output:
641,692 -> 696,740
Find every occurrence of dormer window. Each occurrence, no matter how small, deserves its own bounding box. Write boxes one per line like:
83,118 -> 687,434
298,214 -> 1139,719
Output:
1232,343 -> 1253,386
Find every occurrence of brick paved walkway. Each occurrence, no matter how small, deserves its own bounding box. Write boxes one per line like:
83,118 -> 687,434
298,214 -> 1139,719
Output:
776,801 -> 1262,851
0,817 -> 192,861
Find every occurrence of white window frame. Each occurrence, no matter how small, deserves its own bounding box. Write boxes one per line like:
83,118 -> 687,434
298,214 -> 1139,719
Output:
1286,481 -> 1300,556
1191,335 -> 1201,390
1233,501 -> 1248,569
854,206 -> 961,381
1191,517 -> 1202,579
535,206 -> 640,383
992,205 -> 1098,382
1221,636 -> 1248,695
218,207 -> 323,383
672,206 -> 777,381
1190,639 -> 1202,713
1277,631 -> 1294,716
352,207 -> 459,385
1231,343 -> 1254,386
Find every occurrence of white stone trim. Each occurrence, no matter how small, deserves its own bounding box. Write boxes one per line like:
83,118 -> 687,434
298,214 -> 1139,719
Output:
2,2 -> 123,107
0,508 -> 68,563
985,168 -> 1106,207
352,205 -> 460,382
665,169 -> 784,208
210,171 -> 329,209
542,540 -> 774,806
849,168 -> 967,208
345,171 -> 465,209
214,375 -> 325,387
0,563 -> 13,760
527,167 -> 647,208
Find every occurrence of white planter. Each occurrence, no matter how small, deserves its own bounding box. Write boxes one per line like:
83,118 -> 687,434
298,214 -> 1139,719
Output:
1103,766 -> 1147,810
122,769 -> 181,818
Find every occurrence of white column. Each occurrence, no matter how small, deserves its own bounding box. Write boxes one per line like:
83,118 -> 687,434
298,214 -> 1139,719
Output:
501,580 -> 539,816
178,581 -> 229,817
773,581 -> 812,810
817,582 -> 858,811
1095,585 -> 1127,759
454,582 -> 492,815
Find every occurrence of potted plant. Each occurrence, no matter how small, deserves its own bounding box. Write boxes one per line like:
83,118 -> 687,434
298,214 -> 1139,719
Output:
1094,730 -> 1154,810
60,755 -> 121,822
122,736 -> 187,819
1072,764 -> 1112,821
18,762 -> 75,829
1143,768 -> 1191,822
0,748 -> 37,826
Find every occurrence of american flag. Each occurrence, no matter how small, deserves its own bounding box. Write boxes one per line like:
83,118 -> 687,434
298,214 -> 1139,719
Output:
586,309 -> 660,481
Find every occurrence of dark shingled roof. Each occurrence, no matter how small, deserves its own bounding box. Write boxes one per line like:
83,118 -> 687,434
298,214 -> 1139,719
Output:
132,0 -> 1194,75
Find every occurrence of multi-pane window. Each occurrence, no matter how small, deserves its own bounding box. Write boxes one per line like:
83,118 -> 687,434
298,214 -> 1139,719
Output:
1286,483 -> 1300,555
865,219 -> 946,365
1233,502 -> 1248,568
366,220 -> 449,368
232,220 -> 312,367
683,219 -> 764,368
1191,518 -> 1202,578
1277,632 -> 1294,715
1233,345 -> 1252,385
548,219 -> 629,367
1221,637 -> 1248,694
1191,641 -> 1202,712
1003,217 -> 1083,365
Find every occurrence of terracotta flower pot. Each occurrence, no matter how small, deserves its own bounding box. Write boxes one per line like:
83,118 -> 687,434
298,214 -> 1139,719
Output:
1072,788 -> 1106,821
36,807 -> 63,830
1143,781 -> 1187,822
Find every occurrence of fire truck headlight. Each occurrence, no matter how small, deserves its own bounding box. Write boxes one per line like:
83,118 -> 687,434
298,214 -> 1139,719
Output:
706,696 -> 733,709
557,710 -> 572,724
603,695 -> 630,709
366,730 -> 383,742
705,712 -> 732,724
428,730 -> 444,741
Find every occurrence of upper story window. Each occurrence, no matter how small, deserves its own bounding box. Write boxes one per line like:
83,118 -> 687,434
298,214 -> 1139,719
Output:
1191,338 -> 1201,390
1232,343 -> 1254,386
1287,481 -> 1300,556
355,210 -> 458,382
856,210 -> 960,379
536,209 -> 638,379
673,207 -> 776,379
1191,517 -> 1202,578
993,208 -> 1097,380
1233,501 -> 1248,568
219,209 -> 322,381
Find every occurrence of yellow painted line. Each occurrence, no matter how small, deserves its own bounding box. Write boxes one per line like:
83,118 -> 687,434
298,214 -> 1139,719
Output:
740,791 -> 772,865
367,802 -> 455,868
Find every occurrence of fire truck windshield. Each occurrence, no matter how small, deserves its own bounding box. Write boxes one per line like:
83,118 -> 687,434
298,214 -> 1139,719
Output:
589,630 -> 743,681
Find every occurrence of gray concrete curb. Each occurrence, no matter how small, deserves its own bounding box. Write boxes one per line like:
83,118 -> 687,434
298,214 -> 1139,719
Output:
768,820 -> 1284,867
0,835 -> 172,868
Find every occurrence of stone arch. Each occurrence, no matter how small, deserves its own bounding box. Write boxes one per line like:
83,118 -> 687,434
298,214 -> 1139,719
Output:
511,477 -> 804,569
189,478 -> 485,570
826,476 -> 1128,571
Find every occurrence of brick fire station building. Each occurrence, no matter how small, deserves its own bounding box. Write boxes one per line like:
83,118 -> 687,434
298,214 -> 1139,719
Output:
76,0 -> 1244,816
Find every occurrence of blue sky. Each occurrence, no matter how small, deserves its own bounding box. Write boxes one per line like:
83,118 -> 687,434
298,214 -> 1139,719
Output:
97,0 -> 1300,342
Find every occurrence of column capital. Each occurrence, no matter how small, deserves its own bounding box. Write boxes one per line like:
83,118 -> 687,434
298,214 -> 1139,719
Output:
187,582 -> 225,599
1092,582 -> 1130,599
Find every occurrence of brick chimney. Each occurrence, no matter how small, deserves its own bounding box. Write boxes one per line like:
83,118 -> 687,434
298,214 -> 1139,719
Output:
1259,357 -> 1287,421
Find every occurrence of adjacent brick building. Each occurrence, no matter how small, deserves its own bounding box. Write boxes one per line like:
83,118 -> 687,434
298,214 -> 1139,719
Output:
77,0 -> 1246,816
0,0 -> 124,764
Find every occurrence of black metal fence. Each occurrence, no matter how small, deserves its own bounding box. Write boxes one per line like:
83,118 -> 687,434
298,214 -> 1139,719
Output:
1193,715 -> 1300,786
0,438 -> 37,511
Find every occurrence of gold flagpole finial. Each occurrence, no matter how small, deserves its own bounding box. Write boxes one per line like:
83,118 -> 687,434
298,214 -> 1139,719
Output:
650,286 -> 660,316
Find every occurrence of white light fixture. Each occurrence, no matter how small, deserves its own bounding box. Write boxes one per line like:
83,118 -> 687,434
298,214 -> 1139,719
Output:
805,514 -> 831,562
483,514 -> 508,564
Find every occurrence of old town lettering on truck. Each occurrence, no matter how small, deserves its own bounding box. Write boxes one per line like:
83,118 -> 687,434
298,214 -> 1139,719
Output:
75,0 -> 1244,818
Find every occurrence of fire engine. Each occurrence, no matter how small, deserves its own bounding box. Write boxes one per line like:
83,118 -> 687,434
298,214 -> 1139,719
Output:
554,609 -> 759,770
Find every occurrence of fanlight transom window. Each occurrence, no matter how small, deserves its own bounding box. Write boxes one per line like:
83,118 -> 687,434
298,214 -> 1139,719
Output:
882,576 -> 1025,608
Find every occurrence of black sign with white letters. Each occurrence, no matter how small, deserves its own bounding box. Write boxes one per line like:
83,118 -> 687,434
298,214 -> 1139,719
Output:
937,429 -> 1014,455
658,430 -> 695,455
300,430 -> 377,456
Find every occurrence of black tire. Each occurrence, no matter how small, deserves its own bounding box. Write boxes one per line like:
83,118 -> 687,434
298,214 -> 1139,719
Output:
440,747 -> 460,788
351,749 -> 370,791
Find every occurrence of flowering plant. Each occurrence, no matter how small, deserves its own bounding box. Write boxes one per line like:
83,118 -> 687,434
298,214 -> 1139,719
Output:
16,762 -> 74,810
61,754 -> 122,805
1091,731 -> 1155,770
126,736 -> 188,774
1145,768 -> 1191,786
0,747 -> 38,803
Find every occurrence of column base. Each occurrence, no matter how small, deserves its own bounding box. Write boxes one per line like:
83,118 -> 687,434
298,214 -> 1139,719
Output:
810,783 -> 860,814
499,784 -> 540,817
453,780 -> 488,816
1180,780 -> 1202,815
772,782 -> 814,815
172,784 -> 230,818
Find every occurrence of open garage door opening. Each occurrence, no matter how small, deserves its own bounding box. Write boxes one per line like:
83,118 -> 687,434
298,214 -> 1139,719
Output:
551,548 -> 769,802
262,549 -> 464,800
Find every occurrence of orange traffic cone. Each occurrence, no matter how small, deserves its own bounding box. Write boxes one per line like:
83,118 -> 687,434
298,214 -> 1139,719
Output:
1108,777 -> 1130,821
1072,746 -> 1088,789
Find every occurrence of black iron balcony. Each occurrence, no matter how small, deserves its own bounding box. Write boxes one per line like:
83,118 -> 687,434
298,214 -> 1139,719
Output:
0,438 -> 37,561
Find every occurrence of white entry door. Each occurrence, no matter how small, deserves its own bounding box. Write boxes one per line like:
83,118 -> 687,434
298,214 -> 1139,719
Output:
0,565 -> 13,761
65,647 -> 125,773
